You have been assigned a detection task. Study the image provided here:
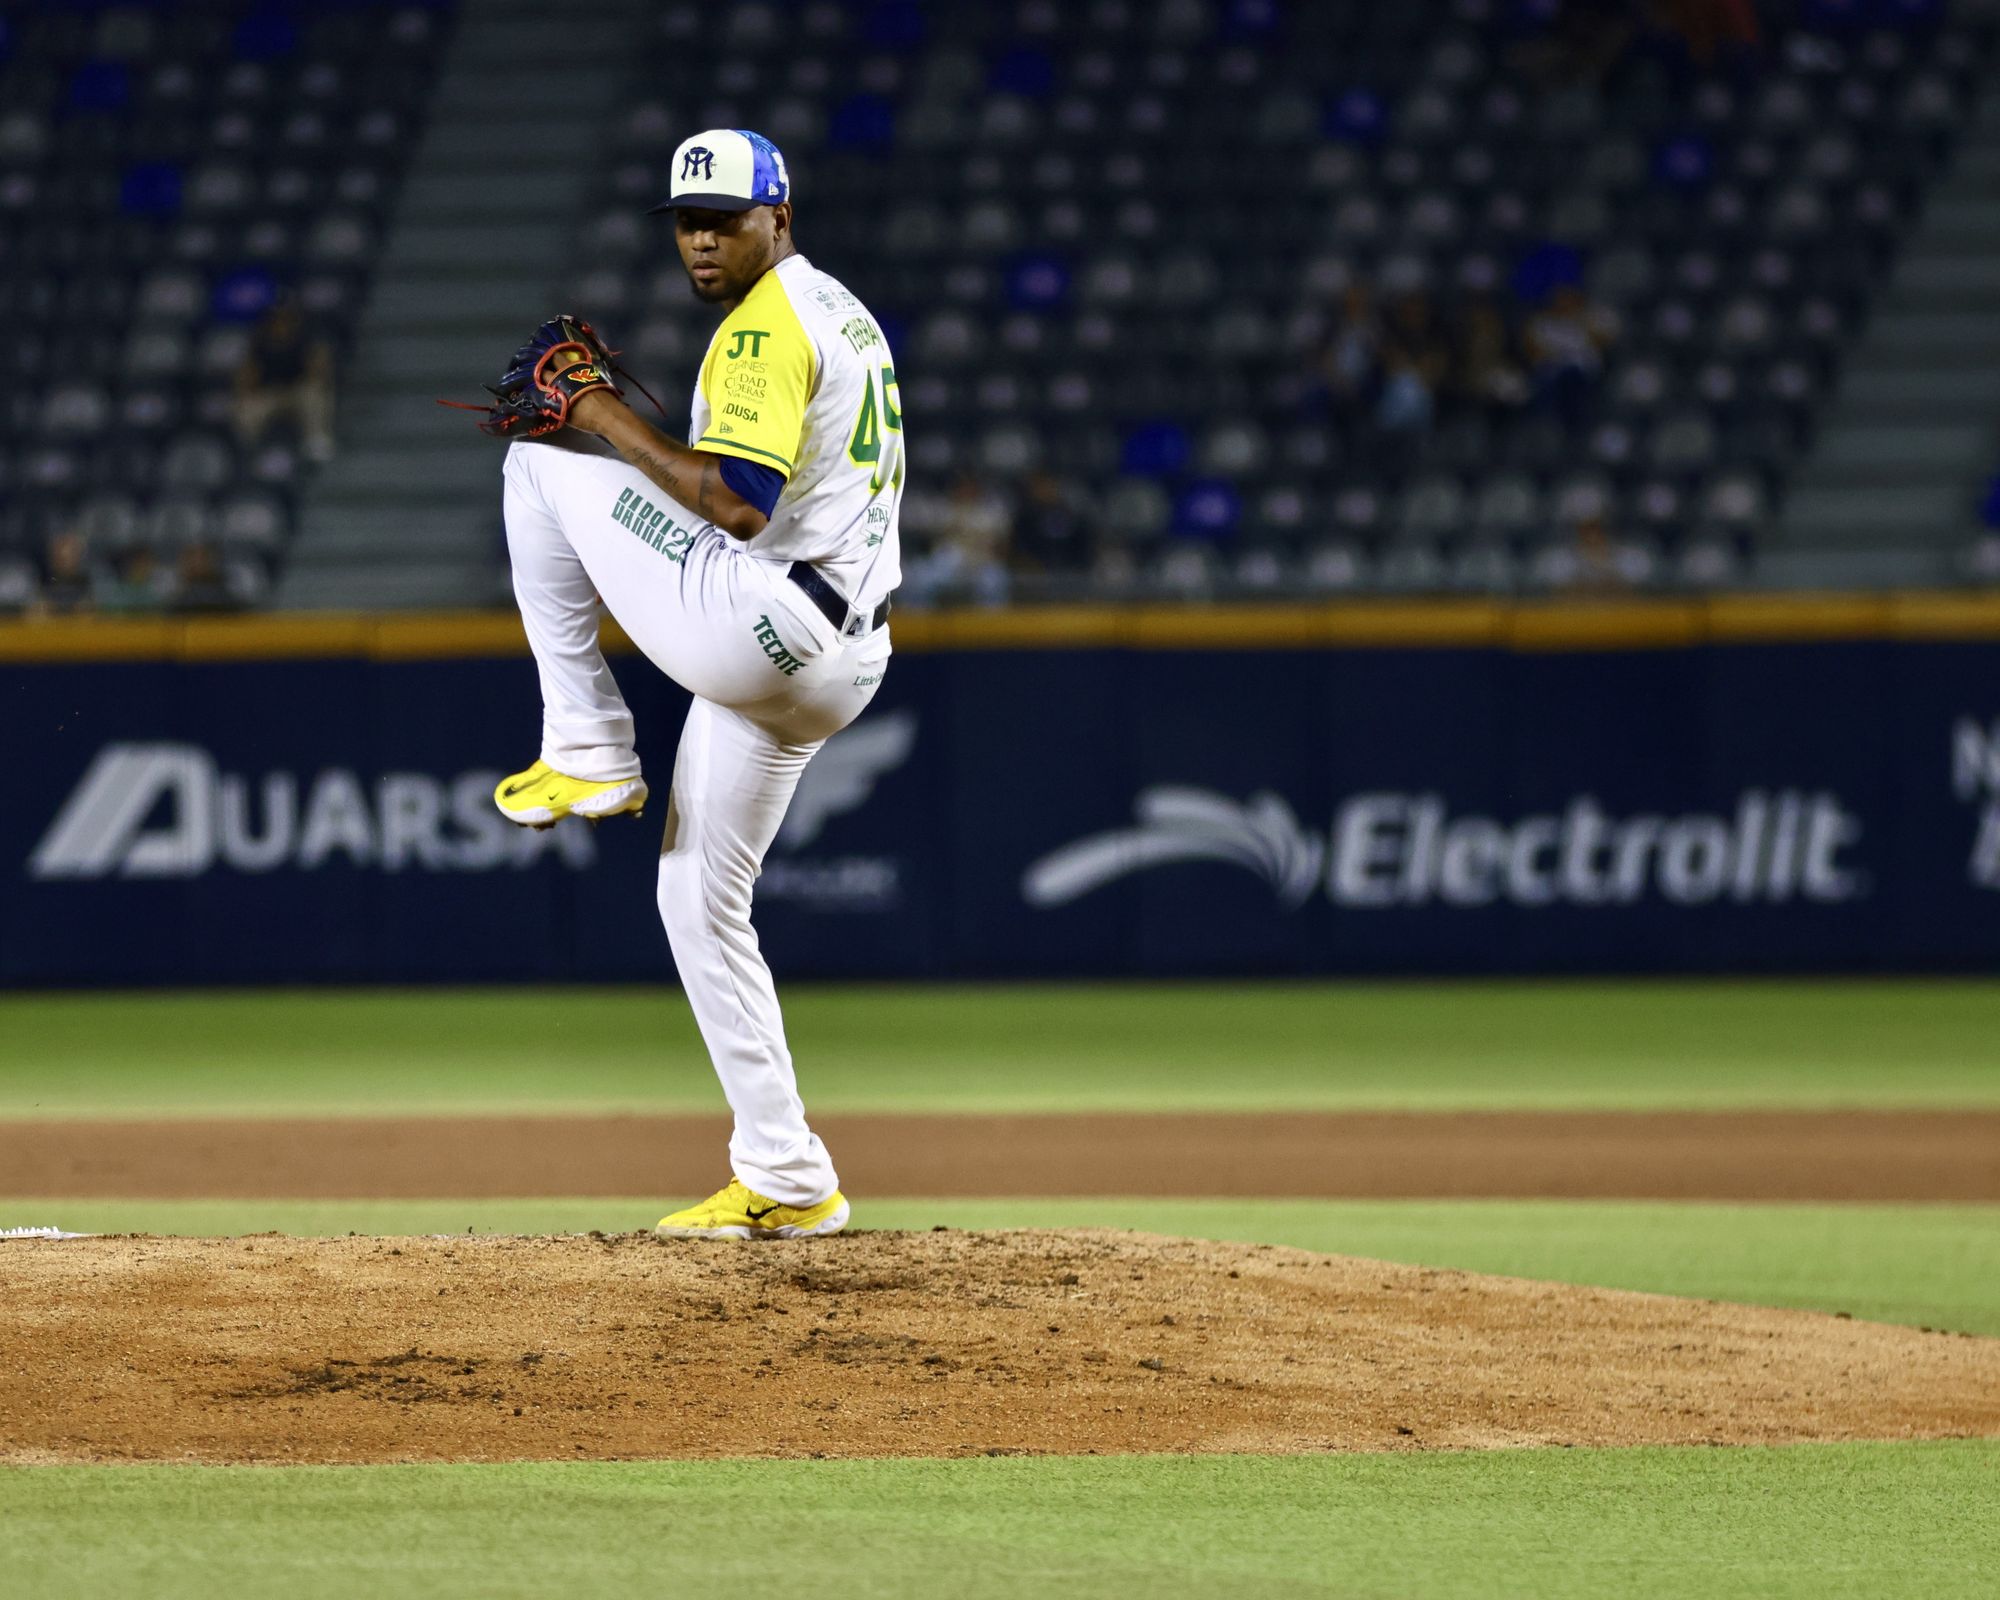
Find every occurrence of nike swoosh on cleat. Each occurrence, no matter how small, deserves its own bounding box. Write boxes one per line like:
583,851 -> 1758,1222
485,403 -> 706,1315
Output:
501,775 -> 545,798
744,1203 -> 779,1221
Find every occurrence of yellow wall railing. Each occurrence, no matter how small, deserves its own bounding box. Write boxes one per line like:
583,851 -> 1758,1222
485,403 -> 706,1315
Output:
4,592 -> 2000,663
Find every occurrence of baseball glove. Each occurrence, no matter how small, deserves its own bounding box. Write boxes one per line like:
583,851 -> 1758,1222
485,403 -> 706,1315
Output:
444,315 -> 624,440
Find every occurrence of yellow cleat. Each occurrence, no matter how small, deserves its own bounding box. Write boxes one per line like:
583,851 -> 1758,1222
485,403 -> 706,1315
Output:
655,1178 -> 851,1241
493,760 -> 647,829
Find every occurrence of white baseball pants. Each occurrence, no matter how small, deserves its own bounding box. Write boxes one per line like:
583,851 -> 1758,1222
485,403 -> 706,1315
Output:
502,438 -> 889,1205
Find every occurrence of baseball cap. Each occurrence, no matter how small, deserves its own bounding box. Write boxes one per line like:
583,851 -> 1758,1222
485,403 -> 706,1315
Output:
649,128 -> 791,214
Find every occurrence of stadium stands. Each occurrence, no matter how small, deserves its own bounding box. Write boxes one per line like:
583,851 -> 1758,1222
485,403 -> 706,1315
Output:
563,0 -> 1996,600
0,0 -> 455,613
4,0 -> 1996,611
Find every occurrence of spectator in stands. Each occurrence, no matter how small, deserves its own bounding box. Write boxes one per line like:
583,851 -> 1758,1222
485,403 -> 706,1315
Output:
1511,0 -> 1638,88
1524,284 -> 1619,430
1321,283 -> 1383,415
1570,516 -> 1640,591
903,472 -> 1012,607
233,294 -> 336,463
1540,514 -> 1655,593
170,542 -> 239,613
1652,0 -> 1762,73
1012,471 -> 1095,574
1453,293 -> 1530,425
35,529 -> 96,615
96,545 -> 167,613
1373,292 -> 1452,466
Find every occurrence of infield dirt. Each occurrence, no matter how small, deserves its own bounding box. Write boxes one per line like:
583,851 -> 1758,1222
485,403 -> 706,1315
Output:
4,1109 -> 1996,1200
4,1230 -> 1996,1465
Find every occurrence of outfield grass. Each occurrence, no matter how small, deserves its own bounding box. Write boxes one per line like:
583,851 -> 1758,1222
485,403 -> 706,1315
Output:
12,1197 -> 1997,1336
5,1443 -> 1994,1600
4,981 -> 1999,1116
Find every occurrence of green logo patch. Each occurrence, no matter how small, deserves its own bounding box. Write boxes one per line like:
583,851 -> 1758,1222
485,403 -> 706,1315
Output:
751,614 -> 806,676
612,487 -> 695,562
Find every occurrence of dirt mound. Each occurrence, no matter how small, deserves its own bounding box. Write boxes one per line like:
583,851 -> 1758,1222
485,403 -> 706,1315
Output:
3,1230 -> 1995,1465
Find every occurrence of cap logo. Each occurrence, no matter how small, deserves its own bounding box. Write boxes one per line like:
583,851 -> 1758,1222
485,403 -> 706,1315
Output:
681,146 -> 715,181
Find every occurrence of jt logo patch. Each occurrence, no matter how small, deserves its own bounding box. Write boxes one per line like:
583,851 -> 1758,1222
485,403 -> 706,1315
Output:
681,146 -> 714,180
726,329 -> 769,359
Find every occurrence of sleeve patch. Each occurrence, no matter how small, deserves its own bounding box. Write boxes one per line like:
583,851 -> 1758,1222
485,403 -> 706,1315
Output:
695,288 -> 814,480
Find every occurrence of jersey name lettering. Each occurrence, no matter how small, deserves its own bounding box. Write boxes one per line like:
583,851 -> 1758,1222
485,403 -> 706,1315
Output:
612,487 -> 695,562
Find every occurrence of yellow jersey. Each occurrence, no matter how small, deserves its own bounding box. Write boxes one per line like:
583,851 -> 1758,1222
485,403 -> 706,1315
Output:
690,254 -> 903,609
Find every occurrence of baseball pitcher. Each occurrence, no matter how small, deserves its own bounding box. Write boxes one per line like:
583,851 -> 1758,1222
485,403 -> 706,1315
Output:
466,129 -> 901,1239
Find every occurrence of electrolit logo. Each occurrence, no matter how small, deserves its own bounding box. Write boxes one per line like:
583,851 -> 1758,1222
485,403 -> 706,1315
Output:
1024,787 -> 1866,910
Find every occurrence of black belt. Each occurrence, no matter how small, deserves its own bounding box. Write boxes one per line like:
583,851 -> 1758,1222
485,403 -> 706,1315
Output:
788,561 -> 891,638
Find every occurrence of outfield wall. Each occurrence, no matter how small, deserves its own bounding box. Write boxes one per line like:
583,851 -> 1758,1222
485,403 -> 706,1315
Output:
5,599 -> 2000,983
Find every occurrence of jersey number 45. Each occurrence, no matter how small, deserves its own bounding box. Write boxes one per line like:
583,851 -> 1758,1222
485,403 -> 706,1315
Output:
846,361 -> 904,493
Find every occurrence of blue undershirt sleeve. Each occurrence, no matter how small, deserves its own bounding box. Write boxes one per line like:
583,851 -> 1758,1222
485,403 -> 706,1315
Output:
717,455 -> 785,518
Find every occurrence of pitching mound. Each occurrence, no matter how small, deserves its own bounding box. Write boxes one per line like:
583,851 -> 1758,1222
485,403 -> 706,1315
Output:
5,1230 -> 1996,1464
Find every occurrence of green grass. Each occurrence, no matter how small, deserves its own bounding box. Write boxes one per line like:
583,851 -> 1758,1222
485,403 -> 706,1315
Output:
5,981 -> 2000,1117
12,1197 -> 1998,1336
4,1443 -> 1995,1599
